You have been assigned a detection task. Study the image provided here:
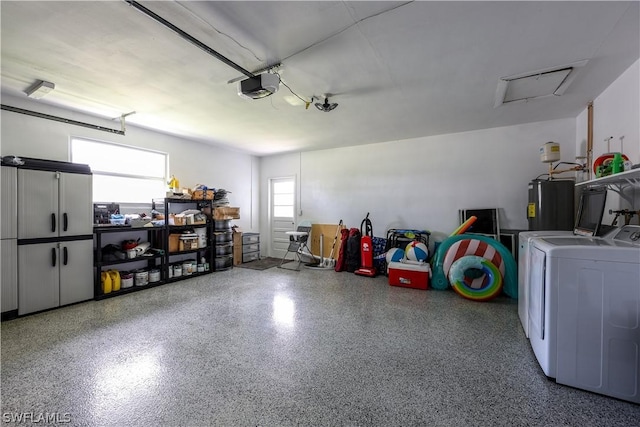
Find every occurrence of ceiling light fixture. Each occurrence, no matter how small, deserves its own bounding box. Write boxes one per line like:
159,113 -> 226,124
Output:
315,97 -> 338,112
25,80 -> 55,99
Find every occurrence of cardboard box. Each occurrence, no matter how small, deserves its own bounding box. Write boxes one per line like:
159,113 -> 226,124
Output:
169,234 -> 181,253
171,214 -> 186,226
214,207 -> 240,220
388,262 -> 430,290
310,223 -> 345,259
233,231 -> 243,265
193,189 -> 214,200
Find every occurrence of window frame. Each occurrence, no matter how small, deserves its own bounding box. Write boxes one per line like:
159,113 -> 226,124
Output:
70,137 -> 169,203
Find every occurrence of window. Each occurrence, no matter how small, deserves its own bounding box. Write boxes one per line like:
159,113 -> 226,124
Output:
272,179 -> 295,218
71,138 -> 167,203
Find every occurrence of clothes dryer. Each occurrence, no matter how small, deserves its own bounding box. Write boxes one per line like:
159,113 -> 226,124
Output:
518,230 -> 573,337
518,185 -> 609,337
528,225 -> 640,403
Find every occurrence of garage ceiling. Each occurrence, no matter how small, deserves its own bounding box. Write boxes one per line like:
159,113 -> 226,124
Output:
1,1 -> 638,156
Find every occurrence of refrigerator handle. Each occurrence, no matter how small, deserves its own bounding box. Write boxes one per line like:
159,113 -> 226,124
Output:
51,213 -> 56,233
63,213 -> 68,232
63,246 -> 68,265
51,247 -> 57,267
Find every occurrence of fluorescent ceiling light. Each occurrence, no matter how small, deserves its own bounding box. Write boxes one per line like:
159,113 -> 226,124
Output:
25,80 -> 55,99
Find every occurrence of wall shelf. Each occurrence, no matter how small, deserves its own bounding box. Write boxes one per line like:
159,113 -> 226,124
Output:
576,168 -> 640,187
576,168 -> 640,204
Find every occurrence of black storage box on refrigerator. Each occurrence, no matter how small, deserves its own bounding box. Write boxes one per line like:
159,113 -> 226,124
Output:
527,179 -> 575,231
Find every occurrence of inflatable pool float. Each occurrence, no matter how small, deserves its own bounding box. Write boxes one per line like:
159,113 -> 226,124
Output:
449,255 -> 503,301
431,234 -> 517,299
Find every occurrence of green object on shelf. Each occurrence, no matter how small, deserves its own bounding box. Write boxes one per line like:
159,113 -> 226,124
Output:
612,152 -> 624,174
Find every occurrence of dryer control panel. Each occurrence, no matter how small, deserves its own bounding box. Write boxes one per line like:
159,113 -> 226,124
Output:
612,225 -> 640,245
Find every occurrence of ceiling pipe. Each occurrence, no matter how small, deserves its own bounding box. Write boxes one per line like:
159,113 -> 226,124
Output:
124,0 -> 255,79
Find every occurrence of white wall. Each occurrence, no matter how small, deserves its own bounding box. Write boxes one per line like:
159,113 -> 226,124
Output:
260,118 -> 576,255
0,94 -> 259,231
575,59 -> 640,223
576,59 -> 640,166
4,59 -> 636,254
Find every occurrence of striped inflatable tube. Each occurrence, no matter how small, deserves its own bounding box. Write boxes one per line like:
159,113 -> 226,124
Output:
442,239 -> 504,289
449,255 -> 503,301
430,234 -> 517,299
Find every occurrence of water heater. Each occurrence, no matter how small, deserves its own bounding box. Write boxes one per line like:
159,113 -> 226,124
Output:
527,179 -> 575,231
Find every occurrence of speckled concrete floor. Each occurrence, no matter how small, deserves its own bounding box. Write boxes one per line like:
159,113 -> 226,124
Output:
1,267 -> 638,426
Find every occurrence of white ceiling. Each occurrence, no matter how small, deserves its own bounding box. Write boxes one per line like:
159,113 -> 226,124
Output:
1,1 -> 638,156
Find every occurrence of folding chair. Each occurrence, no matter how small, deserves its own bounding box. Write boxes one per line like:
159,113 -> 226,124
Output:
278,225 -> 312,271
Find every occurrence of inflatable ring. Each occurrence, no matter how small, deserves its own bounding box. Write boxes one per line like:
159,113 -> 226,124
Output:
449,255 -> 503,301
431,234 -> 517,298
442,239 -> 505,289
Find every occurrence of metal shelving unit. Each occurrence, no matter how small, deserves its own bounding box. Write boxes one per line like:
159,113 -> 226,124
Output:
93,197 -> 218,300
152,197 -> 216,280
93,225 -> 165,300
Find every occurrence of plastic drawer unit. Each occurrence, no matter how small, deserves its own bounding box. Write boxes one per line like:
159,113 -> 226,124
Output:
242,233 -> 260,263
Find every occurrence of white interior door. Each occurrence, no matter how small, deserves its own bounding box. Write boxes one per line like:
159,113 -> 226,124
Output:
270,177 -> 296,259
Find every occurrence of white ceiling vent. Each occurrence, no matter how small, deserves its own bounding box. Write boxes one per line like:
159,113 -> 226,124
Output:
494,60 -> 588,107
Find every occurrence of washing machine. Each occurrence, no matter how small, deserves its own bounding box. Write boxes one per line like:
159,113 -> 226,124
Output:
528,225 -> 640,403
518,228 -> 619,337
